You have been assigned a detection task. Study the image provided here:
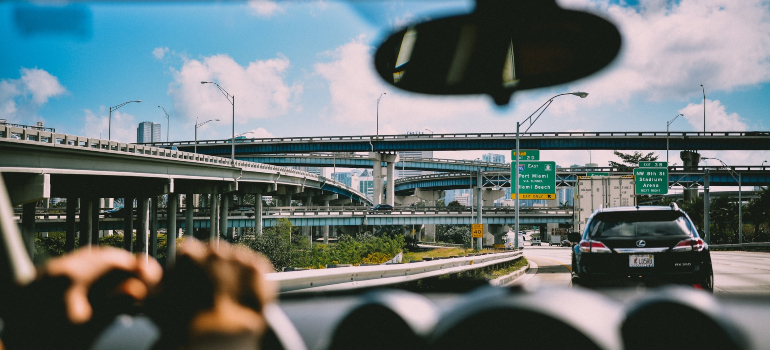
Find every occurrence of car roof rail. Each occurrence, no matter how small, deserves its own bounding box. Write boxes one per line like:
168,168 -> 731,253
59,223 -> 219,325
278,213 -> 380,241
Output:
669,202 -> 680,211
597,204 -> 603,213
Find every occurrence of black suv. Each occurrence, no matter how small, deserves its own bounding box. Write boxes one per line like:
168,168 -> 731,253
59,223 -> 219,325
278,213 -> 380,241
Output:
369,204 -> 394,211
570,204 -> 713,291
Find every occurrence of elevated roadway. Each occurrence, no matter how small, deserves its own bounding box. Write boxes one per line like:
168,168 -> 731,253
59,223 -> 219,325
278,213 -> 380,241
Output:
26,206 -> 574,232
394,167 -> 770,195
0,126 -> 370,204
155,131 -> 770,154
241,153 -> 508,173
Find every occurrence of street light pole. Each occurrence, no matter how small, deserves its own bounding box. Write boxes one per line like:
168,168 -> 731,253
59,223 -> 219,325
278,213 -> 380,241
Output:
515,92 -> 588,250
201,81 -> 235,165
701,84 -> 706,133
194,118 -> 219,154
158,106 -> 170,143
376,93 -> 386,137
667,113 -> 683,165
108,100 -> 141,141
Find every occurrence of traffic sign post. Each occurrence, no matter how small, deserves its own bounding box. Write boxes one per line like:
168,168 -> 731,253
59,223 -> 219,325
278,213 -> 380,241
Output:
634,166 -> 668,195
513,161 -> 556,200
472,224 -> 483,238
512,149 -> 540,161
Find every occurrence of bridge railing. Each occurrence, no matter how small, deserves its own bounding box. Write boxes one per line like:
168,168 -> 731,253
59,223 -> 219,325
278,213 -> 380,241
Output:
154,130 -> 762,147
0,126 -> 370,203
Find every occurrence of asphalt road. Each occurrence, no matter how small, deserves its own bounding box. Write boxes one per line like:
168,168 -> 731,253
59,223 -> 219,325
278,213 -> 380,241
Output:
512,242 -> 770,295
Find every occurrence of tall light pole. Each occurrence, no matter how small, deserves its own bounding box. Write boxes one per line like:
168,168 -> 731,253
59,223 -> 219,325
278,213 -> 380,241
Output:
425,128 -> 433,134
701,84 -> 706,133
376,93 -> 386,137
195,118 -> 219,154
158,106 -> 170,142
667,113 -> 683,165
109,100 -> 141,141
702,157 -> 742,244
515,92 -> 588,250
201,81 -> 235,165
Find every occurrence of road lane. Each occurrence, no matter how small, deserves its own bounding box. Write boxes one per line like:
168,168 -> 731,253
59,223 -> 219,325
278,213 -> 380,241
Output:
510,244 -> 573,288
712,251 -> 770,294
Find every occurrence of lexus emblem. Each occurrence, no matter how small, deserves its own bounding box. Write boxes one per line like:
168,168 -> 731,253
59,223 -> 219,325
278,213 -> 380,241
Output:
636,240 -> 647,248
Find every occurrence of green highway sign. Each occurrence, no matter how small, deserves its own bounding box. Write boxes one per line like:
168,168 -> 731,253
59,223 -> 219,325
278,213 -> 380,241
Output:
634,167 -> 668,195
639,161 -> 667,168
513,161 -> 556,199
512,149 -> 540,161
587,172 -> 610,177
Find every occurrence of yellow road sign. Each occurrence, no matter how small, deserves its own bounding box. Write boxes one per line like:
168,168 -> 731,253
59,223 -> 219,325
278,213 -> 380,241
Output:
472,224 -> 483,238
515,193 -> 556,200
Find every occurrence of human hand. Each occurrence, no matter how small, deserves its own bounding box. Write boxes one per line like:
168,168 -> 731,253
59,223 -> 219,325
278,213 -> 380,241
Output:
148,240 -> 277,350
1,247 -> 162,350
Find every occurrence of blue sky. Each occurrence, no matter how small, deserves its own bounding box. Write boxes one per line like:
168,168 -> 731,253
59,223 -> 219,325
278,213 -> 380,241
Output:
3,0 -> 770,170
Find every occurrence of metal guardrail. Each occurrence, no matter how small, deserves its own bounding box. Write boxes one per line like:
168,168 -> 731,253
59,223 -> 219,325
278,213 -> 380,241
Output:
0,126 -> 370,203
265,250 -> 523,293
709,242 -> 770,249
153,131 -> 766,147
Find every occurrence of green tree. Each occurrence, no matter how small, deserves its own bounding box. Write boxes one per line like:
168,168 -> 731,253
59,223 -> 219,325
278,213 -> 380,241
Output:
608,150 -> 659,171
447,200 -> 465,209
438,225 -> 471,245
435,199 -> 446,208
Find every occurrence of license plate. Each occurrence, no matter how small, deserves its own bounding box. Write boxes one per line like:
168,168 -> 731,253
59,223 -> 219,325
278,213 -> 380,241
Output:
629,254 -> 654,267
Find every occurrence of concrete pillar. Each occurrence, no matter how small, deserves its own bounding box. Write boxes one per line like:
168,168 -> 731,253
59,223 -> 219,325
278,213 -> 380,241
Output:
372,159 -> 383,205
681,150 -> 701,202
185,193 -> 194,239
324,200 -> 330,244
255,194 -> 263,235
201,194 -> 209,208
137,197 -> 149,255
167,194 -> 178,267
90,198 -> 100,245
209,188 -> 219,244
149,197 -> 158,257
476,172 -> 483,249
21,202 -> 36,259
124,198 -> 134,252
65,197 -> 77,252
104,198 -> 114,236
219,193 -> 230,241
386,161 -> 396,206
489,224 -> 506,245
424,224 -> 436,242
79,198 -> 92,249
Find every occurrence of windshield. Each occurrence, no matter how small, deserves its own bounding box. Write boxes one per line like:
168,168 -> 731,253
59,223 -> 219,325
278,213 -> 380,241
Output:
587,211 -> 693,238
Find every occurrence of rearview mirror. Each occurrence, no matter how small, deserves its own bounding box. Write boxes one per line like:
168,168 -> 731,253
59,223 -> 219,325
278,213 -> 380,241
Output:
373,0 -> 621,105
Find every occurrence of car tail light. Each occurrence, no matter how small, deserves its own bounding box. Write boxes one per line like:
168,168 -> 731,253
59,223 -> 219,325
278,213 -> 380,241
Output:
673,238 -> 705,252
578,240 -> 611,253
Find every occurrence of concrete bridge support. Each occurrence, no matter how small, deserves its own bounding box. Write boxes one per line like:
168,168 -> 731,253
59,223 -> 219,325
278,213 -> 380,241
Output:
415,189 -> 444,204
150,197 -> 159,257
482,189 -> 506,206
219,193 -> 230,242
137,197 -> 149,255
324,200 -> 330,244
90,198 -> 99,244
185,194 -> 194,240
681,150 -> 701,202
209,188 -> 219,243
65,197 -> 77,252
124,198 -> 134,252
369,152 -> 399,206
489,224 -> 507,245
21,202 -> 35,258
79,197 -> 93,249
255,193 -> 263,235
167,194 -> 178,267
424,224 -> 436,242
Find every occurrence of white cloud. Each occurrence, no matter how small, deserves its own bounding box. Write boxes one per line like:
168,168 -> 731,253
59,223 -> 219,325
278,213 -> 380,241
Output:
679,99 -> 747,131
81,108 -> 138,143
153,47 -> 169,60
248,0 -> 284,18
0,67 -> 66,125
313,37 -> 492,135
168,54 -> 303,136
558,0 -> 770,104
241,127 -> 275,138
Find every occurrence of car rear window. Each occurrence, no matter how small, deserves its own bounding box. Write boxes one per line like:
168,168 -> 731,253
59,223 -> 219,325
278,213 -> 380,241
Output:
587,211 -> 694,238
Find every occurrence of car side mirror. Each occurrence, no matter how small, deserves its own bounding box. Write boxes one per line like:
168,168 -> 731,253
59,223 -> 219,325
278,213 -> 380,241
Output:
568,232 -> 581,242
373,0 -> 621,106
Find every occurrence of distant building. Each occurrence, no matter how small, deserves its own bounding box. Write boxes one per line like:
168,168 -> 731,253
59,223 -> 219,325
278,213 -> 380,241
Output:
454,193 -> 470,206
482,153 -> 506,163
333,172 -> 359,189
137,121 -> 161,143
